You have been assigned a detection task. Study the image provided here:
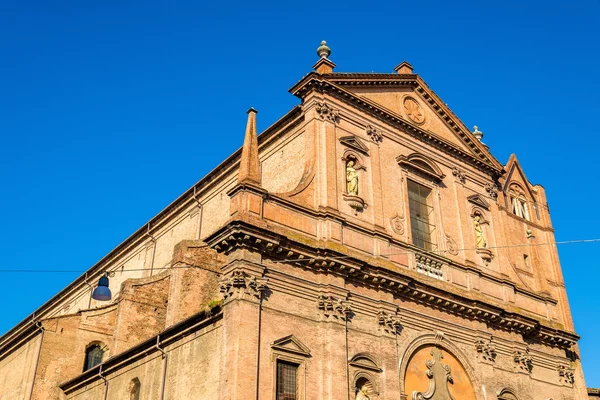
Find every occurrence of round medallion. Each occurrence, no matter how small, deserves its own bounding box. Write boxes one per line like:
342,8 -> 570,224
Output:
403,97 -> 425,124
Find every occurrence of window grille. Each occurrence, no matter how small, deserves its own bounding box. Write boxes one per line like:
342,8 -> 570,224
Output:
84,344 -> 104,371
276,361 -> 298,400
407,180 -> 437,251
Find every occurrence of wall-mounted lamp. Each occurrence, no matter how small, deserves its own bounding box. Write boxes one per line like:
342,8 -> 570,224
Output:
91,273 -> 112,301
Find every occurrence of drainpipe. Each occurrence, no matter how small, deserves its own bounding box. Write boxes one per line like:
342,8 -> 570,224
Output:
255,283 -> 264,400
193,186 -> 203,240
27,318 -> 44,400
99,365 -> 108,400
345,314 -> 351,400
147,223 -> 157,276
155,335 -> 168,400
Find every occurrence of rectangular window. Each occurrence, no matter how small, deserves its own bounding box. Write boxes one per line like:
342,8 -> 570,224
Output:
523,254 -> 530,268
276,361 -> 298,400
407,180 -> 436,251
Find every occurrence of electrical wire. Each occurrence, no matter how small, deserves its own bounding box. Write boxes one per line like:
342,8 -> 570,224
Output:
0,238 -> 598,273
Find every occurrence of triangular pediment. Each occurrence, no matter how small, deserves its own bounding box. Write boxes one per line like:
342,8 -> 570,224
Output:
291,72 -> 504,174
271,335 -> 311,357
502,154 -> 536,199
467,194 -> 490,210
339,135 -> 369,155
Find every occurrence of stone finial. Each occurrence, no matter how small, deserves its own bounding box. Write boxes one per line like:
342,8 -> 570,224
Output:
394,61 -> 414,74
313,40 -> 336,74
317,40 -> 331,58
473,126 -> 484,141
237,108 -> 261,185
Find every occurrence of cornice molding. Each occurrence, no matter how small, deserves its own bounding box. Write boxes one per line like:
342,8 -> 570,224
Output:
290,75 -> 502,178
204,219 -> 579,350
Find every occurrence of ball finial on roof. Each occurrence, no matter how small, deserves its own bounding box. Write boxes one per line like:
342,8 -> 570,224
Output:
317,40 -> 331,59
473,125 -> 484,141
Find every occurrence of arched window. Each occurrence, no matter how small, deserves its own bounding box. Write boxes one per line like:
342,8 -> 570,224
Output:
508,184 -> 530,221
83,344 -> 104,371
129,378 -> 141,400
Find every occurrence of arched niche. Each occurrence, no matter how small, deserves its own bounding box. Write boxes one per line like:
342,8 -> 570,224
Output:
399,334 -> 480,400
497,387 -> 520,400
396,153 -> 445,181
349,353 -> 381,399
129,378 -> 141,400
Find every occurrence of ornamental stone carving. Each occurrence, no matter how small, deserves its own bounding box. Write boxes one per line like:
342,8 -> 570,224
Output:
377,310 -> 401,335
317,295 -> 352,321
411,347 -> 454,400
557,364 -> 575,385
219,271 -> 268,301
451,167 -> 466,184
315,102 -> 340,123
485,182 -> 499,200
390,215 -> 405,235
513,349 -> 533,374
474,339 -> 496,363
415,253 -> 444,280
403,97 -> 425,124
444,234 -> 459,256
366,125 -> 383,144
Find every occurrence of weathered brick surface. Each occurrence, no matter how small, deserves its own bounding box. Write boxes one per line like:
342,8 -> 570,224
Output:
0,58 -> 591,399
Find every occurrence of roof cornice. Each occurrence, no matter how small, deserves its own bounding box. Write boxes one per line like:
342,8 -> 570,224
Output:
290,74 -> 503,177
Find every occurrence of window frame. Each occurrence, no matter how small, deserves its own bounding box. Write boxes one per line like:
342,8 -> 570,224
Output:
406,178 -> 438,252
83,343 -> 105,372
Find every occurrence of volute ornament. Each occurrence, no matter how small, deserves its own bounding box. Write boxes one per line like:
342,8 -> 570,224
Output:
411,347 -> 454,400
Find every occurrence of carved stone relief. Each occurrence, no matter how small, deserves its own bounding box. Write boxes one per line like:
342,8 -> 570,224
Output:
415,254 -> 444,280
377,310 -> 402,335
316,102 -> 340,123
403,97 -> 426,124
513,348 -> 533,374
451,167 -> 466,184
317,295 -> 352,321
366,125 -> 383,144
557,364 -> 575,385
411,347 -> 454,400
444,234 -> 459,256
219,270 -> 267,301
485,182 -> 499,200
474,339 -> 496,363
390,214 -> 405,235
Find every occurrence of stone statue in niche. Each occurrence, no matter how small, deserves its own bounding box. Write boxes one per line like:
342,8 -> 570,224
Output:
356,385 -> 370,400
473,215 -> 487,249
346,160 -> 359,196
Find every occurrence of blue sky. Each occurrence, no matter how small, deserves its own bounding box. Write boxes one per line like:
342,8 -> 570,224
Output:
1,0 -> 599,387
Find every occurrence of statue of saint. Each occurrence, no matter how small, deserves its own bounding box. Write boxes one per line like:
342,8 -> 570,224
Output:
346,160 -> 359,196
356,385 -> 370,400
474,215 -> 487,248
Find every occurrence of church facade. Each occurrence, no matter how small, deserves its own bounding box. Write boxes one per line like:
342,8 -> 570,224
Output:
0,42 -> 589,400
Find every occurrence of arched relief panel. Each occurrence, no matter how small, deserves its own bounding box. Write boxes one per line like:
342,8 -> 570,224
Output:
496,387 -> 520,400
399,334 -> 480,400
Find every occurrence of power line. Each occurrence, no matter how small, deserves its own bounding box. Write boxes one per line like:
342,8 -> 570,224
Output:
0,239 -> 598,273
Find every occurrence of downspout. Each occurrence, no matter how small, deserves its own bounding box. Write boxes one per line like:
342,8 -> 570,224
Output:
155,335 -> 168,400
99,365 -> 108,400
27,318 -> 44,400
147,223 -> 157,276
193,186 -> 203,240
255,274 -> 266,400
345,309 -> 351,400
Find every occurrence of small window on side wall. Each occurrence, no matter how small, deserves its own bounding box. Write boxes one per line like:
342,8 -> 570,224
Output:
84,344 -> 104,371
276,361 -> 298,400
